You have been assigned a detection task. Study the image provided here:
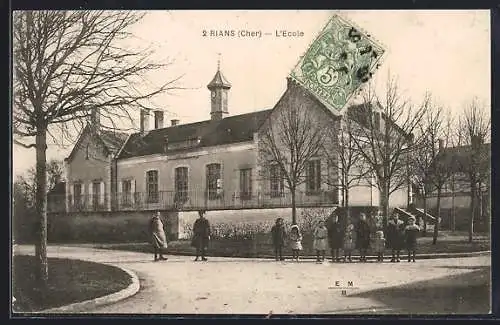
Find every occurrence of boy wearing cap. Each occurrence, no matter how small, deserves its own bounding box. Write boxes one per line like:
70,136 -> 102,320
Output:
405,216 -> 420,262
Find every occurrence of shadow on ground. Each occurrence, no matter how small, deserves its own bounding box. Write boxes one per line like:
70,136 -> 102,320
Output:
337,266 -> 490,315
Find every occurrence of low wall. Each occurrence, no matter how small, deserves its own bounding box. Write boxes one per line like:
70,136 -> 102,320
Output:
47,206 -> 394,243
48,210 -> 179,243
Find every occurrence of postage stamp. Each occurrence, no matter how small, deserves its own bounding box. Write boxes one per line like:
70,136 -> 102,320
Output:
11,9 -> 491,316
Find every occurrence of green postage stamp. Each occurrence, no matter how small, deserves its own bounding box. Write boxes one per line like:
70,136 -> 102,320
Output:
290,14 -> 385,114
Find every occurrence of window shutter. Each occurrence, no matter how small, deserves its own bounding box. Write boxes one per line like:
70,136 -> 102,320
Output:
249,168 -> 253,194
118,180 -> 123,205
317,160 -> 322,190
69,183 -> 74,205
99,181 -> 105,204
131,180 -> 136,204
218,164 -> 223,195
88,182 -> 93,207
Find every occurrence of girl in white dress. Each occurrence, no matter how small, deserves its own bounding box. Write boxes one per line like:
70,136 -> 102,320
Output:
313,220 -> 329,262
289,224 -> 303,261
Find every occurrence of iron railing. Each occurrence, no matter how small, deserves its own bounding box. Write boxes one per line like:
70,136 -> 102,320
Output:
48,189 -> 340,213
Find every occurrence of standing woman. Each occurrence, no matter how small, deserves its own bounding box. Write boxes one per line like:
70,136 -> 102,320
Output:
326,212 -> 343,262
191,210 -> 211,261
356,213 -> 371,262
150,211 -> 168,262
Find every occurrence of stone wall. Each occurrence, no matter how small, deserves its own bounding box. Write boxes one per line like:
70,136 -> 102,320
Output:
47,210 -> 179,243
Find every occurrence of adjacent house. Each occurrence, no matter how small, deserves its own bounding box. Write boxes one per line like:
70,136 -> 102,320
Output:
423,139 -> 490,231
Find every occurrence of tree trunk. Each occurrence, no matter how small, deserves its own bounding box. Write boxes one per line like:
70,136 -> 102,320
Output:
291,187 -> 297,225
423,193 -> 427,236
469,181 -> 476,242
432,187 -> 441,245
380,182 -> 389,227
35,127 -> 48,293
345,187 -> 350,225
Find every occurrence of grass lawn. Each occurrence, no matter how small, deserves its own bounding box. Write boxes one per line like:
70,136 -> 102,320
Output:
94,231 -> 490,258
12,255 -> 132,313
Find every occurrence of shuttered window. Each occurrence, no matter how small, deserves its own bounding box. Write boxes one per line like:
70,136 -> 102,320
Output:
146,170 -> 159,203
306,160 -> 321,193
206,163 -> 222,200
239,168 -> 252,200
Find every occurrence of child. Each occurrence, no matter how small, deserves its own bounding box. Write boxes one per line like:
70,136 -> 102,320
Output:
271,218 -> 286,261
373,230 -> 386,262
313,220 -> 329,262
289,224 -> 303,262
386,212 -> 405,262
405,216 -> 421,262
343,223 -> 356,262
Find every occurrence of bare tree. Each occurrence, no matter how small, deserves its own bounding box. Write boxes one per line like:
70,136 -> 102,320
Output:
323,116 -> 367,223
350,76 -> 428,222
456,97 -> 490,242
412,101 -> 454,243
13,11 -> 182,290
14,159 -> 65,207
259,92 -> 328,225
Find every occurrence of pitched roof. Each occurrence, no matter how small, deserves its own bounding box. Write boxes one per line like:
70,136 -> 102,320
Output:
65,125 -> 129,162
434,143 -> 491,174
207,70 -> 231,90
347,102 -> 411,139
100,129 -> 129,152
118,109 -> 273,159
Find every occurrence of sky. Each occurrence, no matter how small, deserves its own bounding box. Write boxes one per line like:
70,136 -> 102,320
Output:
12,10 -> 491,177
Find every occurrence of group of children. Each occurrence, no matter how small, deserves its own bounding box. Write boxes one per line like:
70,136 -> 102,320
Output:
271,211 -> 421,263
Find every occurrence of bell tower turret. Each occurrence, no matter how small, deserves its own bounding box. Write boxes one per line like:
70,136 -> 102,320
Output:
207,56 -> 231,121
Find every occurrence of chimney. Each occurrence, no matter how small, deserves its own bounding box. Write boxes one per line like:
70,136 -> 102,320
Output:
154,110 -> 164,129
171,119 -> 179,126
140,109 -> 149,134
90,108 -> 100,133
438,139 -> 444,150
163,136 -> 169,153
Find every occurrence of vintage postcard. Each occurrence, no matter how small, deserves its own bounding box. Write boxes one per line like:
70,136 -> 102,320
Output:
11,10 -> 491,316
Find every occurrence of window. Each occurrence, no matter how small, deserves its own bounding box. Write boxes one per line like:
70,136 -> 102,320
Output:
73,183 -> 83,209
146,170 -> 159,203
306,160 -> 321,193
206,163 -> 222,200
92,181 -> 100,209
270,164 -> 285,197
239,168 -> 252,200
122,180 -> 132,206
175,167 -> 189,202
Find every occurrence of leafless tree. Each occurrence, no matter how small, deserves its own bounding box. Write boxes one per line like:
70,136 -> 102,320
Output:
350,76 -> 429,222
412,100 -> 454,243
258,92 -> 328,225
14,159 -> 65,207
13,11 -> 182,290
456,97 -> 490,242
323,116 -> 368,223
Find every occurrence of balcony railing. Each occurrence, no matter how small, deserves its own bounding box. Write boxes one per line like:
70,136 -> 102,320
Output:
48,189 -> 339,213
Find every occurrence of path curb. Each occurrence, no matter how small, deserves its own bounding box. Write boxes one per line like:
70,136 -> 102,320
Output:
162,250 -> 491,260
39,266 -> 140,314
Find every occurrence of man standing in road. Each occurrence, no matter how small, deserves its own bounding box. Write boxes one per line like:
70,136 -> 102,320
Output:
191,210 -> 211,261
